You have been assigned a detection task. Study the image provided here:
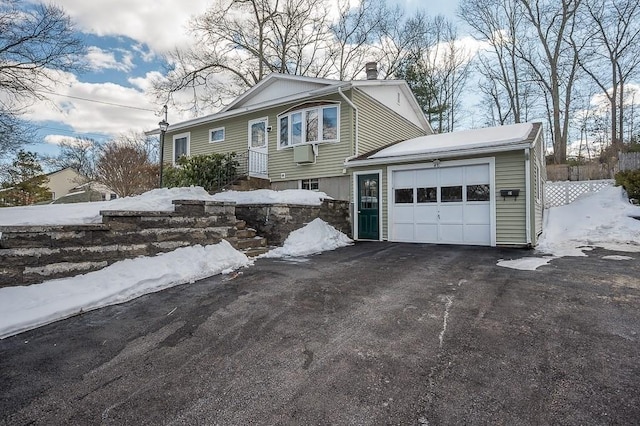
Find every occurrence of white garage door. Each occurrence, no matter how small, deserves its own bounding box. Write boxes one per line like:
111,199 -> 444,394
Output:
391,164 -> 492,245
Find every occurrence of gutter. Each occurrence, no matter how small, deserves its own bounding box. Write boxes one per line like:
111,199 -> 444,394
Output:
338,87 -> 359,160
344,142 -> 533,167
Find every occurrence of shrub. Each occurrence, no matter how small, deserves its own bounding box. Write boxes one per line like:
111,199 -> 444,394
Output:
615,170 -> 640,202
163,153 -> 239,191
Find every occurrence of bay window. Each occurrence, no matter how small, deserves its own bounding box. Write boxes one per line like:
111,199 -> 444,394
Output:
278,103 -> 339,148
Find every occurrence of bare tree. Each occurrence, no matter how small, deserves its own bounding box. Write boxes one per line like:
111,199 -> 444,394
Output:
577,0 -> 640,148
460,0 -> 538,126
153,0 -> 331,114
96,133 -> 159,197
398,16 -> 473,133
516,0 -> 583,164
0,0 -> 85,159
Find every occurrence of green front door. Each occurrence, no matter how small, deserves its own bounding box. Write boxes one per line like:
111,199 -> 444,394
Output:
357,174 -> 380,240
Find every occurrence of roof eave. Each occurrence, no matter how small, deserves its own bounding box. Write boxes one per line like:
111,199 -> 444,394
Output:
166,82 -> 353,133
345,142 -> 533,167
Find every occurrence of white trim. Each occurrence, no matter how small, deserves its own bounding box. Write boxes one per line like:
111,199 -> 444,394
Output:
525,148 -> 532,246
338,87 -> 359,158
353,169 -> 383,241
172,132 -> 190,165
346,143 -> 531,167
276,103 -> 340,150
209,126 -> 225,143
386,157 -> 496,246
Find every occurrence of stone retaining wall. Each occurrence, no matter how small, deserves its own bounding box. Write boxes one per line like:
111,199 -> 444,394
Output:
235,200 -> 351,245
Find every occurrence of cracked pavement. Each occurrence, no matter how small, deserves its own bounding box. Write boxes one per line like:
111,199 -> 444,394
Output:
1,242 -> 639,425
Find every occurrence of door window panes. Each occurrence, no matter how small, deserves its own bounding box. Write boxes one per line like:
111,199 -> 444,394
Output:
395,188 -> 413,204
417,187 -> 437,203
360,178 -> 378,209
441,186 -> 462,202
250,121 -> 266,148
467,184 -> 491,201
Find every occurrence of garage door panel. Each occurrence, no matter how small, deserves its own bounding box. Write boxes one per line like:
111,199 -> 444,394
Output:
415,224 -> 438,242
465,203 -> 491,224
464,224 -> 491,244
465,164 -> 490,183
415,205 -> 438,223
415,169 -> 437,185
440,224 -> 464,243
439,204 -> 463,223
394,223 -> 414,241
394,206 -> 414,223
439,167 -> 463,186
393,170 -> 414,188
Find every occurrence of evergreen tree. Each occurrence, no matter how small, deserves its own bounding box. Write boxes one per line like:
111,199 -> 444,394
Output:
1,150 -> 50,206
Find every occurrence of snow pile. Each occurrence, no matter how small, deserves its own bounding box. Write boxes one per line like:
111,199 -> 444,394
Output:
499,186 -> 640,271
211,189 -> 330,205
497,257 -> 555,271
0,241 -> 250,339
261,218 -> 352,258
0,187 -> 329,226
537,186 -> 640,257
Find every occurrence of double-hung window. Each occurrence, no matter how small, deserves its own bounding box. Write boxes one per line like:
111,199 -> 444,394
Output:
278,103 -> 339,149
173,132 -> 190,164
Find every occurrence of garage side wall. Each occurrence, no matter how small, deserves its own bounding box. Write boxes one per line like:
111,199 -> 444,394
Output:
495,151 -> 527,245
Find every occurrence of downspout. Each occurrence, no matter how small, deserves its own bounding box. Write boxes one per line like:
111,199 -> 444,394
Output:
525,148 -> 532,247
338,87 -> 359,160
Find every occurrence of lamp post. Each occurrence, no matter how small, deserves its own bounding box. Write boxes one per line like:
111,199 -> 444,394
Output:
158,105 -> 169,188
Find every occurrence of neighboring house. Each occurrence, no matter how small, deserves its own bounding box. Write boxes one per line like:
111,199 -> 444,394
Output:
345,122 -> 546,248
161,68 -> 433,200
45,168 -> 84,201
46,169 -> 117,203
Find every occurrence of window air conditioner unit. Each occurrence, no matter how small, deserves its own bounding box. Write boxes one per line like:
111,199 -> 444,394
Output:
293,144 -> 315,163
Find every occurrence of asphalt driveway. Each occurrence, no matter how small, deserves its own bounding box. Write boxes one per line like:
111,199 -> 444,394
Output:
1,242 -> 639,425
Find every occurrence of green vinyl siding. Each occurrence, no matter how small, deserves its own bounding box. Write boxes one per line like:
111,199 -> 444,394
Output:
353,89 -> 428,155
163,93 -> 353,181
350,150 -> 529,245
270,94 -> 352,181
495,151 -> 527,245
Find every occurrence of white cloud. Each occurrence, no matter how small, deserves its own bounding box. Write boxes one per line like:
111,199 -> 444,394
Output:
53,0 -> 206,54
23,71 -> 163,139
86,46 -> 134,72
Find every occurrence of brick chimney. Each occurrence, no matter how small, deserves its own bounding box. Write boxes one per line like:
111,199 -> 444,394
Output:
365,62 -> 378,80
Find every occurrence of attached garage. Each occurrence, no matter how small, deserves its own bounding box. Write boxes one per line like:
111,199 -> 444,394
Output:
390,161 -> 494,245
348,123 -> 545,247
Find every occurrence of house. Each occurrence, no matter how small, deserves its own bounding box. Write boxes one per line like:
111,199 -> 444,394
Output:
45,167 -> 84,201
345,122 -> 546,248
161,67 -> 433,200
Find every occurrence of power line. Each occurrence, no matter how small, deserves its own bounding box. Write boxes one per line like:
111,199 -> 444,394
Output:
36,89 -> 159,113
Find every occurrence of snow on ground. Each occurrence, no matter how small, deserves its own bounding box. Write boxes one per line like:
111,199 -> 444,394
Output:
0,241 -> 251,339
0,186 -> 349,339
497,257 -> 556,271
499,186 -> 640,271
261,218 -> 353,258
0,187 -> 330,226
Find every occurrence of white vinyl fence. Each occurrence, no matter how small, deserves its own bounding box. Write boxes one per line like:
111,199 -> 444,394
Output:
544,179 -> 614,208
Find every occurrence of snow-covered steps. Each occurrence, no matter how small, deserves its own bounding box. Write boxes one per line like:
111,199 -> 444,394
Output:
0,200 -> 269,287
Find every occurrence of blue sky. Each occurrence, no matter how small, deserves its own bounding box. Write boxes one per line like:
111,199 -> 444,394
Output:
22,0 -> 460,161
